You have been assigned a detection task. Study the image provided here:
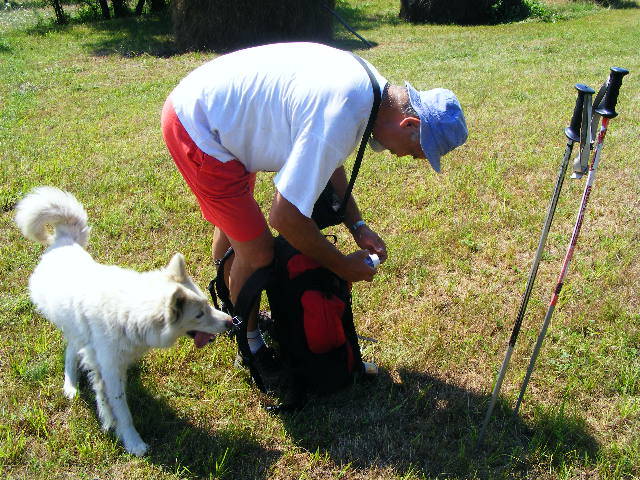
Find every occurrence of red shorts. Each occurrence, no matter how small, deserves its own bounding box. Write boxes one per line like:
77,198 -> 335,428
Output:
161,98 -> 268,242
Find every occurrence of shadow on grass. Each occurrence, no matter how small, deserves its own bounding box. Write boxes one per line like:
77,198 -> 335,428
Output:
274,368 -> 600,478
76,9 -> 379,58
329,37 -> 379,51
608,1 -> 639,8
333,2 -> 403,31
15,0 -> 640,58
70,355 -> 599,478
0,42 -> 11,53
21,6 -> 384,58
23,12 -> 178,57
81,13 -> 178,58
78,366 -> 277,479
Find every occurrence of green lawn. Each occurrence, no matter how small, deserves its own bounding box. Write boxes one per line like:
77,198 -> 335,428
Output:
1,1 -> 639,479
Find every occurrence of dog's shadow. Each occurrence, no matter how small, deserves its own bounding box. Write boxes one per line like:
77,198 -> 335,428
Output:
78,366 -> 276,479
275,368 -> 601,477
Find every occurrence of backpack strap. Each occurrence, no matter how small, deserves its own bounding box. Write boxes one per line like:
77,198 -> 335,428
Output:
234,265 -> 274,319
208,247 -> 235,314
208,249 -> 274,393
231,264 -> 275,394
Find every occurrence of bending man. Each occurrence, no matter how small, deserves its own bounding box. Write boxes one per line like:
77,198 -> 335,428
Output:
162,42 -> 468,367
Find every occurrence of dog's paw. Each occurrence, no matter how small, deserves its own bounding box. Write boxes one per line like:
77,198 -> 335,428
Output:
101,420 -> 115,432
125,440 -> 149,457
63,384 -> 78,400
121,430 -> 149,457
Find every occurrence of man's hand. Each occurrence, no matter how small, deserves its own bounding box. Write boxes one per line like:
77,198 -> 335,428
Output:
340,250 -> 376,282
270,191 -> 378,283
353,224 -> 387,263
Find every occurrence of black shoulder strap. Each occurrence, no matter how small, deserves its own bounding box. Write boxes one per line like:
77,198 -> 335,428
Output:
208,248 -> 274,394
208,247 -> 235,314
231,265 -> 274,394
336,54 -> 384,218
234,266 -> 273,319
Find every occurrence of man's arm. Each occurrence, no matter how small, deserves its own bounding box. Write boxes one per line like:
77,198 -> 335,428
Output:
269,190 -> 375,283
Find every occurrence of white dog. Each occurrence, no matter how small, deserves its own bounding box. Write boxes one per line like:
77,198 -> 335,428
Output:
14,186 -> 232,456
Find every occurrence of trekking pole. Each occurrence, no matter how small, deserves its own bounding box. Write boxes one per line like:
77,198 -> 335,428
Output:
476,83 -> 594,446
514,67 -> 629,415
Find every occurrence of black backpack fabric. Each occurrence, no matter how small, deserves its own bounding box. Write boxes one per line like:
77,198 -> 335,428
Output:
209,236 -> 364,407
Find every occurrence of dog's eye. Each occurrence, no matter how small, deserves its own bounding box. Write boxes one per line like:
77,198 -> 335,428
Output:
195,311 -> 204,319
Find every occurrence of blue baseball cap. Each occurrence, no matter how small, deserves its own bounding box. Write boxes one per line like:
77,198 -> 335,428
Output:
405,82 -> 468,173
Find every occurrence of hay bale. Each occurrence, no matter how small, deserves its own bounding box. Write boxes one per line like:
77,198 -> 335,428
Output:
172,0 -> 335,53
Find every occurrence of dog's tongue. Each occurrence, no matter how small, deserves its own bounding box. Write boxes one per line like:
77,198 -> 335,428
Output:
194,331 -> 214,348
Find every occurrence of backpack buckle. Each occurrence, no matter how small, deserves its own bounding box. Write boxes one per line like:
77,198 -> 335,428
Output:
229,315 -> 243,336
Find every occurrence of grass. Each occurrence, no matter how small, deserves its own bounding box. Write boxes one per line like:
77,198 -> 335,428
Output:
1,0 -> 639,478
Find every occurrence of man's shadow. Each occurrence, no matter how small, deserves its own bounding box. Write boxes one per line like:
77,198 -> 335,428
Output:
76,357 -> 600,478
275,367 -> 600,478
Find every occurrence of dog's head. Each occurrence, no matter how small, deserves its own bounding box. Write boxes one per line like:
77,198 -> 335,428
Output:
159,253 -> 232,348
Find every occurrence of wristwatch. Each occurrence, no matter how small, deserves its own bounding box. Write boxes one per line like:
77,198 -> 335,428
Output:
350,220 -> 366,233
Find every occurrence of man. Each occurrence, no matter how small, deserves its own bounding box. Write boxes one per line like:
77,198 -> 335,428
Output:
162,42 -> 467,361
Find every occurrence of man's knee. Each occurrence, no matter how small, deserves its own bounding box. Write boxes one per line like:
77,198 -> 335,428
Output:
245,247 -> 274,270
231,231 -> 274,270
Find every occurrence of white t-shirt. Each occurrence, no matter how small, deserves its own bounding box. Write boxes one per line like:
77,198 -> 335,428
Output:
170,42 -> 387,218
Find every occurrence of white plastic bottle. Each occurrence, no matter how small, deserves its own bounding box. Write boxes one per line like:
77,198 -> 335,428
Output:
365,253 -> 380,268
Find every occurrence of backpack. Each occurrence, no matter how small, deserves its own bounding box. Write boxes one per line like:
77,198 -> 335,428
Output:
209,235 -> 364,410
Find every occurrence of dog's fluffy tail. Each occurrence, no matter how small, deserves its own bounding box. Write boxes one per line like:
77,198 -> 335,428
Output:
14,186 -> 90,246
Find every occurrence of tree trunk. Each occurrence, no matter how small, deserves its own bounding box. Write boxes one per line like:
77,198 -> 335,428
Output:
149,0 -> 165,12
112,0 -> 130,17
50,0 -> 67,24
134,0 -> 163,15
98,0 -> 110,19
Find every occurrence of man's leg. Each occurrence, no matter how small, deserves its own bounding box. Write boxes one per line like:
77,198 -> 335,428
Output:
162,96 -> 272,355
224,227 -> 273,335
224,228 -> 281,377
213,227 -> 231,261
213,226 -> 266,336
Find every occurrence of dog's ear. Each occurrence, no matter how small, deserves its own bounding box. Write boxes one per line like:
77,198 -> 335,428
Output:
167,287 -> 186,324
166,253 -> 188,282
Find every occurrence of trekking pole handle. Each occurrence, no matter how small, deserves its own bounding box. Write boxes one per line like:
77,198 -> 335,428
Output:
565,84 -> 595,142
595,67 -> 629,119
